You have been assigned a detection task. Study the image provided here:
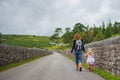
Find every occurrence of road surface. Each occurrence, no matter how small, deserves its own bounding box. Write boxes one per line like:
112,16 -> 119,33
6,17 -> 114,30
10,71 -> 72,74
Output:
0,52 -> 105,80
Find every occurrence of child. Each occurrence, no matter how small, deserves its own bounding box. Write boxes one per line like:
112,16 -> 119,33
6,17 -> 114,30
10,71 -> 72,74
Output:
86,48 -> 95,71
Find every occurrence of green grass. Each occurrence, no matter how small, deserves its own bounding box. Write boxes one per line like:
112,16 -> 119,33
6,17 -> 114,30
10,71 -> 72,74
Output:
0,54 -> 50,72
48,45 -> 69,50
0,34 -> 52,49
82,63 -> 120,80
64,54 -> 120,80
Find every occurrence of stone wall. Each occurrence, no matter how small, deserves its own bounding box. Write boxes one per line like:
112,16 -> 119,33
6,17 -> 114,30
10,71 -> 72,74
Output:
85,36 -> 120,76
60,36 -> 120,76
0,44 -> 53,66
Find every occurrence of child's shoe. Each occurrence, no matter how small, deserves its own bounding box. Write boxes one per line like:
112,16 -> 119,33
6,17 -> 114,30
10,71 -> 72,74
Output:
88,67 -> 91,72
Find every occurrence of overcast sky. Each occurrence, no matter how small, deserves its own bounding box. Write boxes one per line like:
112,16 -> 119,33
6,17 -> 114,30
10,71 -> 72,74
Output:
0,0 -> 120,36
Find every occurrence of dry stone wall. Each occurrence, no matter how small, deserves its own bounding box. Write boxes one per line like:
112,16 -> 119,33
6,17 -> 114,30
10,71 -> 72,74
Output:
85,36 -> 120,76
61,36 -> 120,76
0,44 -> 53,66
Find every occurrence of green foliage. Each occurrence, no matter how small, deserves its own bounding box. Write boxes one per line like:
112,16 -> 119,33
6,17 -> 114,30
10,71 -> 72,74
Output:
51,20 -> 120,50
81,26 -> 94,43
104,20 -> 113,38
61,21 -> 120,45
93,32 -> 104,41
82,63 -> 120,80
50,28 -> 62,43
113,22 -> 120,35
72,23 -> 86,33
54,28 -> 62,36
62,31 -> 73,44
1,35 -> 51,49
49,35 -> 56,42
92,25 -> 102,38
65,27 -> 71,32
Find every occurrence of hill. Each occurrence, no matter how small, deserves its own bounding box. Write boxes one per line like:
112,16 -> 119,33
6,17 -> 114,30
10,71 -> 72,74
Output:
0,34 -> 51,49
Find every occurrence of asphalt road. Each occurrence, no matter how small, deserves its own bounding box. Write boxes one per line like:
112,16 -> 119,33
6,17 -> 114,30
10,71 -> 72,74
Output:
0,52 -> 105,80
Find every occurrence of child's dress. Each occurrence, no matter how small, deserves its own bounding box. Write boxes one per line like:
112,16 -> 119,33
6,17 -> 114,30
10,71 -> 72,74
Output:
86,55 -> 95,65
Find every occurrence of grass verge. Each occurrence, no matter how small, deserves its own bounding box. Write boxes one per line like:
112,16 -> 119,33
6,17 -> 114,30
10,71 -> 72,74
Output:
64,54 -> 120,80
82,63 -> 120,80
0,54 -> 51,72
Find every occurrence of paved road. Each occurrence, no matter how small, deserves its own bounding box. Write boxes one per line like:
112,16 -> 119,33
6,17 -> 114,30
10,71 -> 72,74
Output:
0,52 -> 105,80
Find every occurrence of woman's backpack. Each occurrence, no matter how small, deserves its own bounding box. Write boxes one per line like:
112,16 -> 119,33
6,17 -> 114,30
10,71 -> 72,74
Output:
75,39 -> 82,51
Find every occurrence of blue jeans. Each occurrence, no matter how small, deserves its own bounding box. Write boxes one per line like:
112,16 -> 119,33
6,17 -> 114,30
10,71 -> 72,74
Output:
74,51 -> 83,64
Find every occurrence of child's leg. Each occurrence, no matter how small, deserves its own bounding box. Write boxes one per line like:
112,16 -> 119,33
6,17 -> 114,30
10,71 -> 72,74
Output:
88,63 -> 91,71
91,65 -> 94,71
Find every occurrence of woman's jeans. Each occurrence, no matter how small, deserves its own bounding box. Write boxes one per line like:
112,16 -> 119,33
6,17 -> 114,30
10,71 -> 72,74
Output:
74,51 -> 83,64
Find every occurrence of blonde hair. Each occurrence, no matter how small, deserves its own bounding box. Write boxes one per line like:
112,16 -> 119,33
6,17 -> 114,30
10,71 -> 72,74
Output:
87,48 -> 93,55
74,33 -> 81,40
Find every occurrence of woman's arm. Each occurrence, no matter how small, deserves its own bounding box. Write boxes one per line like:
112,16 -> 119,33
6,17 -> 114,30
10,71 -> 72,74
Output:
71,40 -> 76,53
81,39 -> 85,52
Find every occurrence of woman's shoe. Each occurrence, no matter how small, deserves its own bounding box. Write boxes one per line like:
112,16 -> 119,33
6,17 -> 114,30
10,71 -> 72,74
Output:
76,64 -> 79,71
79,67 -> 82,71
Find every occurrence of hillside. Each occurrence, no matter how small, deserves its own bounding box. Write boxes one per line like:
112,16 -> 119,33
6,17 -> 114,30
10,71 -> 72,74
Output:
0,34 -> 51,49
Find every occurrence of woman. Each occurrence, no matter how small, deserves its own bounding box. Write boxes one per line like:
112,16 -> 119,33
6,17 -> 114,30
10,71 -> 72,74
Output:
71,33 -> 85,71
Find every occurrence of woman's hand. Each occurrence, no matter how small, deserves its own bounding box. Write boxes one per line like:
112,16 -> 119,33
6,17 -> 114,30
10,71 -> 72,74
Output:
83,53 -> 87,57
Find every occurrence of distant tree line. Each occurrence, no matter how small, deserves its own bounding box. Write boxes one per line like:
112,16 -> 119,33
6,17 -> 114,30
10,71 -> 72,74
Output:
50,20 -> 120,45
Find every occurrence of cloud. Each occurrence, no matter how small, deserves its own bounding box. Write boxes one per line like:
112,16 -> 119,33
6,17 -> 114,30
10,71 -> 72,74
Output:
0,0 -> 120,36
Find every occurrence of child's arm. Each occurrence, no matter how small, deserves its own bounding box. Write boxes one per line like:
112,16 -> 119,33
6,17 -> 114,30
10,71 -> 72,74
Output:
91,53 -> 94,57
83,52 -> 88,57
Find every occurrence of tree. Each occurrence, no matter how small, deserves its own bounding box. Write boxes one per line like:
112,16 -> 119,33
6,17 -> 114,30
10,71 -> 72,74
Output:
102,21 -> 106,35
62,31 -> 73,44
92,25 -> 101,37
94,32 -> 104,41
65,27 -> 71,32
113,22 -> 120,35
72,23 -> 86,34
50,28 -> 62,43
49,35 -> 56,42
62,27 -> 73,44
54,28 -> 62,37
104,20 -> 113,38
82,25 -> 93,44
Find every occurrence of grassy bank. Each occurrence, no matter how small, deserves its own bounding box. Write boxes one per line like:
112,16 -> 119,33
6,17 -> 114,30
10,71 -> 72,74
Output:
0,34 -> 51,49
64,54 -> 120,80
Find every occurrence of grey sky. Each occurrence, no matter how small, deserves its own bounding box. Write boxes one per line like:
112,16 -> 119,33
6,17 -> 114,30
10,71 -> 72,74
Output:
0,0 -> 120,36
